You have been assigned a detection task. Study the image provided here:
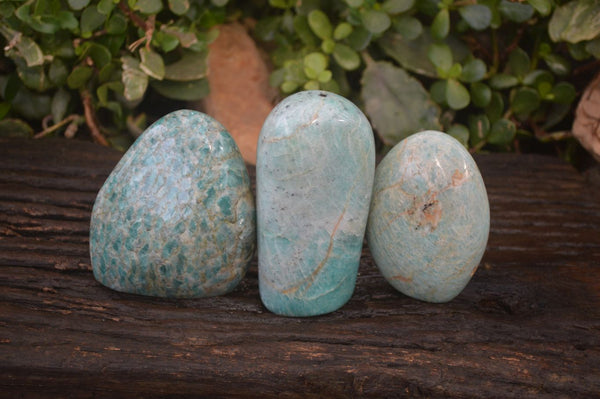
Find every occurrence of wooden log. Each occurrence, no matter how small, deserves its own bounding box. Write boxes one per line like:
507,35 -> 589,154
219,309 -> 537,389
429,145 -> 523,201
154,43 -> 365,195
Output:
0,137 -> 599,398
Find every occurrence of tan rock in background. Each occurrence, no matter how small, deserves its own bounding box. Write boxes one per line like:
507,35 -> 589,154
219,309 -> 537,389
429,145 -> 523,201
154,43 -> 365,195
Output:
202,22 -> 277,165
573,72 -> 600,162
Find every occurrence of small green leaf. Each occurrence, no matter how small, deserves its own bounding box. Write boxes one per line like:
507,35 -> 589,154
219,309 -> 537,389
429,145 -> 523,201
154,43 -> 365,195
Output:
0,26 -> 45,67
332,43 -> 361,71
106,13 -> 127,35
431,8 -> 450,40
567,42 -> 590,60
549,0 -> 600,43
304,52 -> 328,74
429,80 -> 447,105
15,61 -> 51,92
68,0 -> 90,11
468,113 -> 490,146
538,81 -> 552,97
549,82 -> 576,104
57,11 -> 78,30
361,9 -> 391,34
523,69 -> 554,87
392,16 -> 422,40
103,35 -> 127,56
48,58 -> 69,86
97,0 -> 115,14
542,54 -> 571,76
293,15 -> 317,46
139,48 -> 165,80
333,22 -> 353,40
211,0 -> 228,6
121,56 -> 148,101
0,2 -> 15,18
150,78 -> 210,101
85,43 -> 112,69
489,73 -> 519,89
11,87 -> 51,120
446,79 -> 470,110
168,0 -> 189,15
459,4 -> 492,31
461,58 -> 486,83
51,88 -> 71,124
527,0 -> 552,16
317,70 -> 332,83
308,9 -> 332,40
508,48 -> 530,79
382,0 -> 414,14
488,118 -> 516,145
153,31 -> 179,53
361,61 -> 441,145
543,103 -> 571,129
80,6 -> 105,38
18,37 -> 46,68
321,39 -> 335,54
447,124 -> 470,147
67,65 -> 93,89
485,91 -> 504,123
161,27 -> 198,49
511,87 -> 540,115
585,38 -> 600,58
428,43 -> 453,73
447,63 -> 462,79
498,0 -> 534,23
281,80 -> 298,93
0,119 -> 34,138
304,80 -> 319,90
346,26 -> 372,51
470,82 -> 492,107
134,0 -> 163,14
163,51 -> 207,81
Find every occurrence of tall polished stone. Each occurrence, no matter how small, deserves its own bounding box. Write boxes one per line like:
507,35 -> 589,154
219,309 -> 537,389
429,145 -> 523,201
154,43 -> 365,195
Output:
90,110 -> 255,298
257,90 -> 375,316
367,130 -> 489,303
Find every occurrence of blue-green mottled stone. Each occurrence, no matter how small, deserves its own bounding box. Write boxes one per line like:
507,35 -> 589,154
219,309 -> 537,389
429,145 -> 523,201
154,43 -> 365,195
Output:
257,90 -> 375,317
90,110 -> 255,298
367,130 -> 490,303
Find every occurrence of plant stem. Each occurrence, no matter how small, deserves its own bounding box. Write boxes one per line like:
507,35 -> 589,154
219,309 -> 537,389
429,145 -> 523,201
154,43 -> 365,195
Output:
33,114 -> 80,139
82,90 -> 109,146
118,0 -> 146,31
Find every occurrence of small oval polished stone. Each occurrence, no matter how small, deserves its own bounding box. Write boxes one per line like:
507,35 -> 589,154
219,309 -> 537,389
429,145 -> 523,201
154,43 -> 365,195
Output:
257,90 -> 375,317
367,130 -> 489,303
90,110 -> 255,298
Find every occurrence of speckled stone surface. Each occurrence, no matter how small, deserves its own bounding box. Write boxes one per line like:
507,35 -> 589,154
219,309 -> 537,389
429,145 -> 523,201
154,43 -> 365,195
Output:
257,90 -> 375,317
367,130 -> 489,303
90,110 -> 255,298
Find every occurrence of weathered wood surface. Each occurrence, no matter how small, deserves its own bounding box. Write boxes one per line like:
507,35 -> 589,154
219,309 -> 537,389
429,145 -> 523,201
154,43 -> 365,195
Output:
0,137 -> 599,398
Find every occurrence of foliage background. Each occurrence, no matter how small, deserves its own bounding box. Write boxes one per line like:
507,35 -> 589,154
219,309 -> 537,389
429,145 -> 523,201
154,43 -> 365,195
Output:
1,0 -> 599,164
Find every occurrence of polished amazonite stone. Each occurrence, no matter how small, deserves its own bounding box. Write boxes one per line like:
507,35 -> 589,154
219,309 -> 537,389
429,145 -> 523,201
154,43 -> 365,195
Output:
257,90 -> 375,316
367,130 -> 489,303
90,110 -> 255,298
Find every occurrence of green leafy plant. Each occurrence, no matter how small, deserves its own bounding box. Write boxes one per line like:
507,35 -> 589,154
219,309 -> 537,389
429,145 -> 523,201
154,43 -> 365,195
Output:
253,0 -> 600,158
2,0 -> 600,161
0,0 -> 227,146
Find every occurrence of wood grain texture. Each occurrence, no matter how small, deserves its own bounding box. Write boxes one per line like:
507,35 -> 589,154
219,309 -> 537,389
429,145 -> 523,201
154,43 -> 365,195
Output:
1,138 -> 599,398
